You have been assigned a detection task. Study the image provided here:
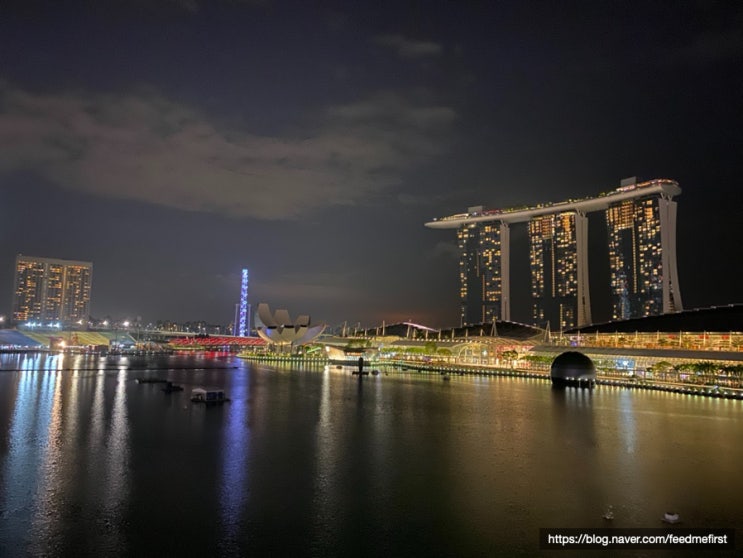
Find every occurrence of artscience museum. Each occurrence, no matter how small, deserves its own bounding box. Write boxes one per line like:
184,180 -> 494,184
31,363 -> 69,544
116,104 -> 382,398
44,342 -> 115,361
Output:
254,303 -> 325,348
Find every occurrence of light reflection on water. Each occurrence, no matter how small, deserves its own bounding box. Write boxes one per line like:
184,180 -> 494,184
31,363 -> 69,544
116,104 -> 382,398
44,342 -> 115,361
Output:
310,367 -> 340,552
101,368 -> 130,553
219,366 -> 250,556
0,355 -> 740,557
2,364 -> 54,552
28,367 -> 63,556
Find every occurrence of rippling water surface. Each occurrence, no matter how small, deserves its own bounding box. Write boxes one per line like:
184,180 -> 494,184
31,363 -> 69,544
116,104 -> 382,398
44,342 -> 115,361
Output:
0,353 -> 740,557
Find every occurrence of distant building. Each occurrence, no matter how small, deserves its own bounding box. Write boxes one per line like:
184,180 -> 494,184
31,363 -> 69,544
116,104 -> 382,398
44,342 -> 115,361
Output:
12,255 -> 93,325
427,178 -> 682,330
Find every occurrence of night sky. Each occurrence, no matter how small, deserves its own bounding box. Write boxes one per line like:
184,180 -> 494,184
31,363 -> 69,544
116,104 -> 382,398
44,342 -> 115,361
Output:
1,1 -> 741,329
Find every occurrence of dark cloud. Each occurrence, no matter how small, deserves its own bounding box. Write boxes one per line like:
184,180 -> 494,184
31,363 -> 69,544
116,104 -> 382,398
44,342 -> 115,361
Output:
0,85 -> 456,221
374,34 -> 444,58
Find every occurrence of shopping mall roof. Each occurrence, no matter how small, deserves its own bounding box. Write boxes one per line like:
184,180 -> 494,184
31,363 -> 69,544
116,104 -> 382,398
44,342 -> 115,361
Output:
356,320 -> 544,341
565,304 -> 743,334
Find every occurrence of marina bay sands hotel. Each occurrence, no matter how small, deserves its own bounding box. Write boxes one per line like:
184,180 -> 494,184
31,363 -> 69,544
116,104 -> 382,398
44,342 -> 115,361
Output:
425,177 -> 683,330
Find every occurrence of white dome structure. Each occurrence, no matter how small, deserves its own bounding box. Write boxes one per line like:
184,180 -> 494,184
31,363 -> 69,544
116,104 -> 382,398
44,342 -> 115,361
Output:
255,303 -> 325,347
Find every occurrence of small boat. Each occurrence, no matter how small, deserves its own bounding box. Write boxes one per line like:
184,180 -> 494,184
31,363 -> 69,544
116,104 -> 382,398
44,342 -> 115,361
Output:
442,374 -> 451,382
603,505 -> 614,520
135,377 -> 168,384
161,382 -> 184,393
190,387 -> 229,404
662,512 -> 680,524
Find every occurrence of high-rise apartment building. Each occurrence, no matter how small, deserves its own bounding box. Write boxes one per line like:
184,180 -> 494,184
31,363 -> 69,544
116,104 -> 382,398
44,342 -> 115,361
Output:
12,255 -> 93,325
426,178 -> 680,330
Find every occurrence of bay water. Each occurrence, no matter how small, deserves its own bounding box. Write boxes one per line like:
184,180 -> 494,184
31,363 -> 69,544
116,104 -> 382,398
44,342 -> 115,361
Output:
0,354 -> 740,557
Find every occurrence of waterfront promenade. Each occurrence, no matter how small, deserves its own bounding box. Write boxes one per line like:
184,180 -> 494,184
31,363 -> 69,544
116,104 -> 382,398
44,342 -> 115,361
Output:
3,326 -> 742,399
237,349 -> 743,400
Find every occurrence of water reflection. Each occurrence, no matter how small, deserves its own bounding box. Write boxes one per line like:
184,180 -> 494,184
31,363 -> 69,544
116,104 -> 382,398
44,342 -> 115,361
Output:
0,356 -> 741,557
550,385 -> 597,443
88,370 -> 106,457
616,390 -> 637,455
549,386 -> 603,521
219,367 -> 250,556
101,368 -> 129,552
28,368 -> 65,555
15,361 -> 132,555
1,363 -> 56,553
311,367 -> 341,551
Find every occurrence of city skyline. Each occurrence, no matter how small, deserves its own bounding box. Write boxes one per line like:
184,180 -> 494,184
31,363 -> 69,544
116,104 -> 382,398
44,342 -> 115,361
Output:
1,1 -> 741,328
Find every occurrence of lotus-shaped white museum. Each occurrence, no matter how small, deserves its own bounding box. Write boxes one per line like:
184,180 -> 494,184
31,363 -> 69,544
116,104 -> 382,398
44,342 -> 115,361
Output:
255,303 -> 325,347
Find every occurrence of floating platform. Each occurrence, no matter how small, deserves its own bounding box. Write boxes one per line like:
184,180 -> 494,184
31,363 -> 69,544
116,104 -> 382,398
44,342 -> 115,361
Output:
191,387 -> 229,404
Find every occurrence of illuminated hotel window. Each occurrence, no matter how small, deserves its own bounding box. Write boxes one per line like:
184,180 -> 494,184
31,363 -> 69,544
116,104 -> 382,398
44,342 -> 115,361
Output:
12,255 -> 93,325
441,178 -> 680,329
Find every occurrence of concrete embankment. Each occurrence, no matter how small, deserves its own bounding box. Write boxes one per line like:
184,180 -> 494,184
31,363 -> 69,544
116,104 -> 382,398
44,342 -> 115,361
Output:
384,361 -> 743,400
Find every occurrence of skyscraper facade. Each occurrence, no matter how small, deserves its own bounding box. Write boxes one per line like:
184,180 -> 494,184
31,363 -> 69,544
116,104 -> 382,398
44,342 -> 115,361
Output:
457,222 -> 482,326
528,211 -> 591,330
480,221 -> 505,323
529,214 -> 574,329
607,185 -> 682,320
457,218 -> 504,326
426,178 -> 680,330
12,255 -> 93,325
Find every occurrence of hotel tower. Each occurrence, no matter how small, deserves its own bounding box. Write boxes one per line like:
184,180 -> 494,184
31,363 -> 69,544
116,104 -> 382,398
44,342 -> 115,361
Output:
427,178 -> 682,330
12,255 -> 93,325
